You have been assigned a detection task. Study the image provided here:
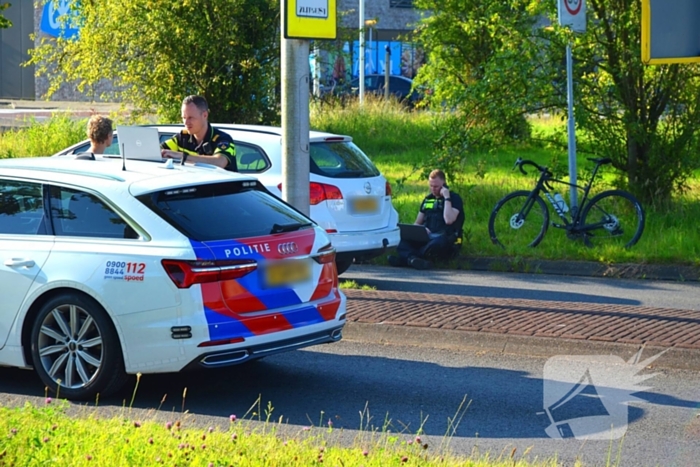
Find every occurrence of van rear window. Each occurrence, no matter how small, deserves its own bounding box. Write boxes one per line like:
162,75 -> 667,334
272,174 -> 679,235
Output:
310,142 -> 380,178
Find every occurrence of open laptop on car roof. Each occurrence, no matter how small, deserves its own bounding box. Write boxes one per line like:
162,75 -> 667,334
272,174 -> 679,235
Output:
116,125 -> 163,162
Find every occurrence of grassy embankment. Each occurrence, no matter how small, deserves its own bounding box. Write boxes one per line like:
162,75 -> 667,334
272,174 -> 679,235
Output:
1,104 -> 698,266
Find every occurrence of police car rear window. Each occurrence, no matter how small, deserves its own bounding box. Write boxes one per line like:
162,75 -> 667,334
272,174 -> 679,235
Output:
137,181 -> 313,241
310,141 -> 380,178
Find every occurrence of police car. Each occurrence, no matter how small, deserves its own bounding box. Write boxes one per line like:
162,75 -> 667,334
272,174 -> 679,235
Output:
0,155 -> 346,400
55,124 -> 401,274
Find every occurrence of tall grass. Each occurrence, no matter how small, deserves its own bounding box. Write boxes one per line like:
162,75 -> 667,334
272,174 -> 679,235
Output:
1,103 -> 698,266
0,397 -> 577,467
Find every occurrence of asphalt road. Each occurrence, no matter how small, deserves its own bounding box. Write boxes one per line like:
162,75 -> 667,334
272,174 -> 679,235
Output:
1,339 -> 697,467
342,265 -> 700,311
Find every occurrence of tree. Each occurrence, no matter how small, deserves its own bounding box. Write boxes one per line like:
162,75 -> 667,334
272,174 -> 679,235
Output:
28,0 -> 280,124
413,0 -> 700,204
411,0 -> 552,180
0,2 -> 11,29
572,0 -> 700,203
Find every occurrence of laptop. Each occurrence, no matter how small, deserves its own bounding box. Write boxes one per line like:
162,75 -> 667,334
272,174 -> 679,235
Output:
116,126 -> 163,162
398,223 -> 430,243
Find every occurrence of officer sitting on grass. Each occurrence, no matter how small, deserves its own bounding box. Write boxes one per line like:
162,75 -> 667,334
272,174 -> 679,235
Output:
388,169 -> 464,270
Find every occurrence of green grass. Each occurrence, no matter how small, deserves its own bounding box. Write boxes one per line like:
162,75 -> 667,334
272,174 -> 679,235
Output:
0,394 -> 586,467
312,100 -> 700,267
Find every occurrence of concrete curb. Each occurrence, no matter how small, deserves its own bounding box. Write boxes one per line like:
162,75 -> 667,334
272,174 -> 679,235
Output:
454,256 -> 700,282
343,322 -> 700,371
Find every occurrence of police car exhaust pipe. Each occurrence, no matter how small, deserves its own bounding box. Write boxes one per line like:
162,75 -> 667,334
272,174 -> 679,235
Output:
199,350 -> 249,367
331,329 -> 342,340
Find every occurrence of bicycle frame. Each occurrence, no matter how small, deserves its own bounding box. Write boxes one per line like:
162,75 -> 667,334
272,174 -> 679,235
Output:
518,159 -> 607,231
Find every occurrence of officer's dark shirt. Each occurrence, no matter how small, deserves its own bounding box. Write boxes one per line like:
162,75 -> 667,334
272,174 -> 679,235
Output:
161,124 -> 237,171
419,192 -> 464,237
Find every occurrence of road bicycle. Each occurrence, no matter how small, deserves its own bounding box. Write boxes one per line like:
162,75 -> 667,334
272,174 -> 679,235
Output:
488,157 -> 645,250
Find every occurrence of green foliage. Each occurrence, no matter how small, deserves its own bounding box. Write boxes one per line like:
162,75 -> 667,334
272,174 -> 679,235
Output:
412,0 -> 700,205
27,0 -> 280,124
411,0 -> 547,180
571,0 -> 700,205
0,2 -> 10,29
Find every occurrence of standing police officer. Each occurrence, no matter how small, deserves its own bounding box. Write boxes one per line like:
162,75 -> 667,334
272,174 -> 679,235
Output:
161,95 -> 237,171
388,169 -> 464,270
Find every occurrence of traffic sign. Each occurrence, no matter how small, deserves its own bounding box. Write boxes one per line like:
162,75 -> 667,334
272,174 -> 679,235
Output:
284,0 -> 336,40
642,0 -> 700,64
558,0 -> 586,33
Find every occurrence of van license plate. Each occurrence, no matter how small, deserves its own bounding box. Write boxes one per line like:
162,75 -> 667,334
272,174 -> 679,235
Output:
351,197 -> 378,213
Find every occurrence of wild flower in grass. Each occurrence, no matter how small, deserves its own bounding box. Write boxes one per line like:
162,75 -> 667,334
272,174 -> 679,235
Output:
165,421 -> 173,430
229,414 -> 237,422
10,428 -> 17,435
155,457 -> 162,463
43,437 -> 50,443
303,426 -> 311,431
148,438 -> 154,444
45,397 -> 52,404
51,424 -> 58,431
85,455 -> 92,461
201,434 -> 206,441
363,450 -> 369,457
208,426 -> 214,433
401,456 -> 408,463
231,433 -> 238,441
415,436 -> 421,444
327,418 -> 333,428
201,444 -> 207,450
178,443 -> 186,450
133,421 -> 141,428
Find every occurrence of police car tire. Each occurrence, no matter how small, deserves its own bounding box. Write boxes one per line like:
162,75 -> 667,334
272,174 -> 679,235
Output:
30,292 -> 128,401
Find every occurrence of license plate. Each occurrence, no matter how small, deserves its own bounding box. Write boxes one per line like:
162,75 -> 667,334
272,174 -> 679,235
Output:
351,197 -> 379,214
264,259 -> 311,287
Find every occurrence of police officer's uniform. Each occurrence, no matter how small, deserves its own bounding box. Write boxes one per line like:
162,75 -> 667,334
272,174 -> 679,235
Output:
161,124 -> 237,172
395,191 -> 464,265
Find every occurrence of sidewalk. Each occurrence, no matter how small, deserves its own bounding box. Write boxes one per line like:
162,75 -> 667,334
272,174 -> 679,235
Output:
341,272 -> 700,371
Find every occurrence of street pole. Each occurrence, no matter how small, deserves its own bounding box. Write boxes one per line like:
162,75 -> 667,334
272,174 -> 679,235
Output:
359,0 -> 365,105
384,45 -> 390,100
566,42 -> 578,212
281,35 -> 311,216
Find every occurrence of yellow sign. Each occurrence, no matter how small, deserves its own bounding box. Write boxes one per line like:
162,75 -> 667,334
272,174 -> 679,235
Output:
285,0 -> 336,40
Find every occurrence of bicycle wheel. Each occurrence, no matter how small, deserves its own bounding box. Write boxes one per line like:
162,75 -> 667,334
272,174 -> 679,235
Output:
579,190 -> 645,248
488,190 -> 549,250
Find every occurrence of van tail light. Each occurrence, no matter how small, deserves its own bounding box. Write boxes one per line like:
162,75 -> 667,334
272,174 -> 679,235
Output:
385,181 -> 392,197
313,243 -> 336,264
278,183 -> 343,205
162,259 -> 257,288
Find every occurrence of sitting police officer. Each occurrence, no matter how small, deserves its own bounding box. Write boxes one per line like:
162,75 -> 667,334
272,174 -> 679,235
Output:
388,169 -> 464,270
160,95 -> 237,171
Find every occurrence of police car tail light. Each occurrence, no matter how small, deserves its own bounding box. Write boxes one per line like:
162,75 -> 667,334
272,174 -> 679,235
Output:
279,183 -> 343,205
162,259 -> 257,288
385,181 -> 392,197
313,243 -> 336,264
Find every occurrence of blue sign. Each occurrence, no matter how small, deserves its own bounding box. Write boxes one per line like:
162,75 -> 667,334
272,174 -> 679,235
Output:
40,0 -> 80,39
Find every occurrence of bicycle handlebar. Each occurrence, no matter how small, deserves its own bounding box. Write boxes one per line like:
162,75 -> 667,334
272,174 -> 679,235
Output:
512,158 -> 551,177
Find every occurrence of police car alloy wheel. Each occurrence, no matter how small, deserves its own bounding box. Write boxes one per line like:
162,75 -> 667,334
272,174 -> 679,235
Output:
30,293 -> 127,401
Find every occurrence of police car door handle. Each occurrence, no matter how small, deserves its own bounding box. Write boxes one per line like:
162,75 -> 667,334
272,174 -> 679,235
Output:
4,258 -> 36,268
